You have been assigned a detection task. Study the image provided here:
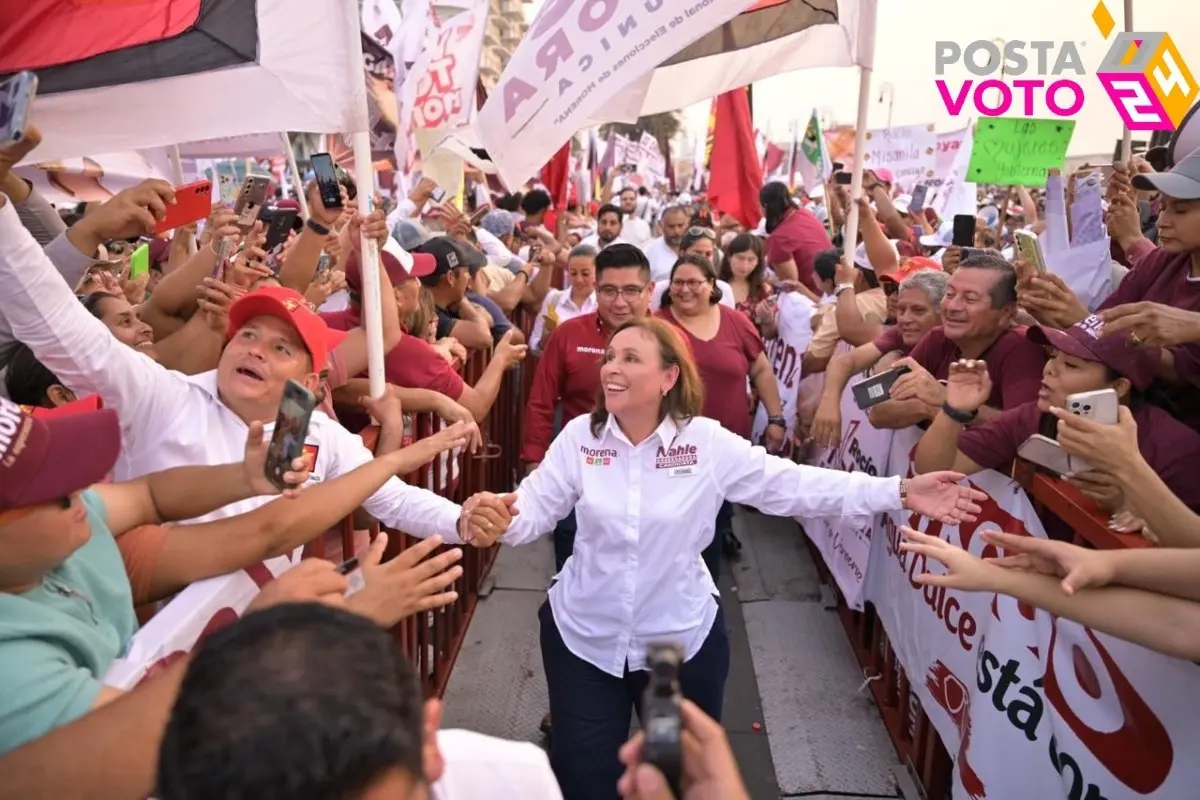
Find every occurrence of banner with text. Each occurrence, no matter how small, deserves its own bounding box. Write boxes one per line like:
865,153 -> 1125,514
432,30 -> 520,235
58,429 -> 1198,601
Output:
860,428 -> 1200,800
966,117 -> 1075,188
863,124 -> 936,191
752,291 -> 816,459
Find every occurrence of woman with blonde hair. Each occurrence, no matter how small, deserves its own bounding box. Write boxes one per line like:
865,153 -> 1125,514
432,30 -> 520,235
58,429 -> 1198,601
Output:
466,316 -> 986,800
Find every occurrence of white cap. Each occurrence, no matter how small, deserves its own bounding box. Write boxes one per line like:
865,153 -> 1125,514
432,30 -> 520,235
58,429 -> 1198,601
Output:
919,221 -> 955,249
854,238 -> 900,270
893,194 -> 912,214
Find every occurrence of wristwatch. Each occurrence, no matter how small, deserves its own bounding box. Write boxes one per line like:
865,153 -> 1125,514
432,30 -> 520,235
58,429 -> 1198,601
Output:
305,218 -> 331,237
767,415 -> 787,428
941,401 -> 978,425
834,283 -> 855,296
899,478 -> 910,508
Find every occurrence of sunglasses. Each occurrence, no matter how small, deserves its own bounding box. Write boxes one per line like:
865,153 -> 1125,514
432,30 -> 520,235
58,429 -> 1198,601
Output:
687,227 -> 716,240
0,495 -> 73,525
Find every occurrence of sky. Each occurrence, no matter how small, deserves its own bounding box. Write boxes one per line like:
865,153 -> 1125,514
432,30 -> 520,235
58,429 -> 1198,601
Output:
521,0 -> 1200,158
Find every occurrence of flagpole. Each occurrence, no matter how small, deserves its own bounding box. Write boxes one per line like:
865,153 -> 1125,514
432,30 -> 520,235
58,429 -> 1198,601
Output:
843,65 -> 873,262
1120,0 -> 1133,162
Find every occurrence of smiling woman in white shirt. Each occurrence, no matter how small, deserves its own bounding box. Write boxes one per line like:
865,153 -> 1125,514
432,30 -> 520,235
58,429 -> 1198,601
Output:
530,244 -> 598,355
465,317 -> 986,799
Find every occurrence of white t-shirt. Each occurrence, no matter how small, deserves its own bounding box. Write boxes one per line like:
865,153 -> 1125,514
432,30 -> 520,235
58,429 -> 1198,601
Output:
530,288 -> 598,354
432,729 -> 562,800
642,237 -> 680,284
581,233 -> 629,250
621,215 -> 652,247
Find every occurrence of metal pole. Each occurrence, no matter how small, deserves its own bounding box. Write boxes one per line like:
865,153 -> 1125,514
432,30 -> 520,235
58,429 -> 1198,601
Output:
280,132 -> 309,217
1120,0 -> 1134,162
843,64 -> 873,262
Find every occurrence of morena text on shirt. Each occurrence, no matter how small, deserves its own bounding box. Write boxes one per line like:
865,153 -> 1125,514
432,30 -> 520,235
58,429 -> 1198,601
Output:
580,446 -> 618,460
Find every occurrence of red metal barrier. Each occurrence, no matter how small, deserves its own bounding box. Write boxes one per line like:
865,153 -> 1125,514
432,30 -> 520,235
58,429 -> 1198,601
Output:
809,457 -> 1147,800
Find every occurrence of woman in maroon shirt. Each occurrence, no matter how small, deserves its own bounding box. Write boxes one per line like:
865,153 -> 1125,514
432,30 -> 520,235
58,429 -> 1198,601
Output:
658,254 -> 787,578
717,233 -> 773,336
760,181 -> 831,300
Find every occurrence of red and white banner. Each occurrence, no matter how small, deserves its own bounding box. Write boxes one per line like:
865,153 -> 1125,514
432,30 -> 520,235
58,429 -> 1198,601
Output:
752,292 -> 815,459
103,556 -> 298,689
804,422 -> 1200,799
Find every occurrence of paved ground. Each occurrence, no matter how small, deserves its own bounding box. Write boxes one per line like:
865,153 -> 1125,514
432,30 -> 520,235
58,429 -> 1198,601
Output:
441,508 -> 902,799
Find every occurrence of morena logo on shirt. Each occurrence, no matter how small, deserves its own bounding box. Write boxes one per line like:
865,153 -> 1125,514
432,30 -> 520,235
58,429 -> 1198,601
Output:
655,443 -> 698,469
580,445 -> 616,466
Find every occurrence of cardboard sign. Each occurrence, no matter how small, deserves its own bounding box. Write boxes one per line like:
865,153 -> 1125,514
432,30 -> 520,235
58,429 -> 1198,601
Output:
966,118 -> 1075,187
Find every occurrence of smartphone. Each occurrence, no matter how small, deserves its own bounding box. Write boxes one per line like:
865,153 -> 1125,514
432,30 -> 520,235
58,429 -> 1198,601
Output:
470,204 -> 493,225
263,208 -> 298,272
909,184 -> 928,213
430,186 -> 447,204
334,556 -> 359,575
1014,230 -> 1047,275
129,243 -> 150,280
834,172 -> 852,186
311,153 -> 343,209
154,179 -> 213,235
1017,434 -> 1074,476
641,643 -> 683,796
264,380 -> 318,491
832,161 -> 845,172
233,176 -> 272,231
0,71 -> 37,146
952,214 -> 976,247
1065,389 -> 1118,425
851,365 -> 911,410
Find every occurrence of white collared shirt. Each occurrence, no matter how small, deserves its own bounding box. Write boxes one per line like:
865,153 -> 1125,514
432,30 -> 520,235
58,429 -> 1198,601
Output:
581,233 -> 629,251
621,215 -> 652,247
503,414 -> 901,676
432,729 -> 562,800
0,201 -> 460,534
530,288 -> 597,354
643,236 -> 680,284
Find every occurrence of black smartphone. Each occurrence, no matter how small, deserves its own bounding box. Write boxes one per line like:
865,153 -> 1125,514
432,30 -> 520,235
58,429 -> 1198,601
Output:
334,556 -> 359,575
831,161 -> 844,172
952,214 -> 976,247
263,208 -> 298,272
851,365 -> 911,410
311,153 -> 343,209
641,643 -> 683,796
265,380 -> 318,491
909,184 -> 928,213
834,171 -> 852,186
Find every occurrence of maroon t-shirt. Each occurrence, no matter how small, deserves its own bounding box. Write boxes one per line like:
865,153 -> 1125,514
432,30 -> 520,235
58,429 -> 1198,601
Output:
909,326 -> 1046,410
658,305 -> 764,439
872,325 -> 909,356
765,207 -> 831,296
959,401 -> 1200,512
1098,246 -> 1200,427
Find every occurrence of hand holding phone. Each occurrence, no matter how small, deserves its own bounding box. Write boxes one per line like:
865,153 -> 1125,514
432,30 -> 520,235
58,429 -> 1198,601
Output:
1014,230 -> 1047,275
0,71 -> 37,146
641,643 -> 683,797
154,179 -> 213,235
265,380 -> 318,491
952,214 -> 976,248
1065,389 -> 1118,425
851,365 -> 911,410
310,153 -> 343,210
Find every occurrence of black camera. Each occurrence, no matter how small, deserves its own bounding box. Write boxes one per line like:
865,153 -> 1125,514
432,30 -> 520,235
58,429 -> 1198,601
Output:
642,642 -> 683,795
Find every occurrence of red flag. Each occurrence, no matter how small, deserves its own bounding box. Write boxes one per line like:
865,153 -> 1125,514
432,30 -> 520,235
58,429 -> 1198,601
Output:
540,142 -> 572,210
707,88 -> 763,229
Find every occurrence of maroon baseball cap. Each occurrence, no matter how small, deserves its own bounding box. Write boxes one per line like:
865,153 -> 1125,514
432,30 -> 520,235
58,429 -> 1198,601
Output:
228,285 -> 330,372
344,238 -> 436,294
1027,315 -> 1161,391
0,398 -> 121,512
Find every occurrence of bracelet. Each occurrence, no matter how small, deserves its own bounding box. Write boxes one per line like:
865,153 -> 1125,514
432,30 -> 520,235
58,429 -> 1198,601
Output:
305,218 -> 331,237
767,416 -> 787,428
899,478 -> 910,508
834,283 -> 855,296
941,402 -> 978,425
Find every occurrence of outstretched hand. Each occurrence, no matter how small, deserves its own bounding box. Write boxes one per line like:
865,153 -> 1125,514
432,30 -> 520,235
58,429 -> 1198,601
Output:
904,472 -> 987,524
243,420 -> 311,497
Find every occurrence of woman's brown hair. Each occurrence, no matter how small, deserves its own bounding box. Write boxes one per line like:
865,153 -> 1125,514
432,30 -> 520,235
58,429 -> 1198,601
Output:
718,233 -> 767,303
409,286 -> 438,342
589,317 -> 705,438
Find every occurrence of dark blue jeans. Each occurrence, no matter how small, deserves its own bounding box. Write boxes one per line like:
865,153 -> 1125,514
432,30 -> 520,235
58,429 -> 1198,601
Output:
701,501 -> 733,582
553,509 -> 578,573
539,600 -> 729,800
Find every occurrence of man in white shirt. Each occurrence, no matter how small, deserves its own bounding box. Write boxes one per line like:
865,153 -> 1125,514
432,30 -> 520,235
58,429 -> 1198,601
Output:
474,209 -> 524,273
616,187 -> 652,247
642,204 -> 690,283
581,204 -> 627,251
0,172 -> 513,538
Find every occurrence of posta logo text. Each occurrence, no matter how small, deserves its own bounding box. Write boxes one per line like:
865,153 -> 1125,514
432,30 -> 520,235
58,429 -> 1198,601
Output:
934,1 -> 1196,130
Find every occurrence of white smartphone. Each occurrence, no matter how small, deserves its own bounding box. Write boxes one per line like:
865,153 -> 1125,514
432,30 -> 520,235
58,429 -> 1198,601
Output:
0,71 -> 38,146
1017,434 -> 1074,476
1065,389 -> 1118,425
1014,229 -> 1047,274
430,186 -> 447,204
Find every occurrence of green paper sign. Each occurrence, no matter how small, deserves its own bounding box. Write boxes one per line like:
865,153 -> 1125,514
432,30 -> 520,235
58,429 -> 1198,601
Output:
967,118 -> 1076,187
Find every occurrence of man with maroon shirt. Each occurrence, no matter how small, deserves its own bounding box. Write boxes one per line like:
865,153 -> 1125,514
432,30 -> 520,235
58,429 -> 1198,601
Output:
870,252 -> 1047,429
760,181 -> 830,299
521,243 -> 653,571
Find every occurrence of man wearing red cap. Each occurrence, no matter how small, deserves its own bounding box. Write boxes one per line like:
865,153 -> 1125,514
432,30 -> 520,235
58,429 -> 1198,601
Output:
0,136 -> 515,545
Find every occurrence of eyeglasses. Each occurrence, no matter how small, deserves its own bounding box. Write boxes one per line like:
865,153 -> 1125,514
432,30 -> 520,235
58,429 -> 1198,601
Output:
597,285 -> 646,301
0,495 -> 73,525
670,278 -> 711,291
687,227 -> 716,240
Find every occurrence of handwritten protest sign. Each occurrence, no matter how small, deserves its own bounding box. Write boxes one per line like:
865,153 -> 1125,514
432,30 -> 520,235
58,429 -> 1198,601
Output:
967,117 -> 1075,187
863,124 -> 937,191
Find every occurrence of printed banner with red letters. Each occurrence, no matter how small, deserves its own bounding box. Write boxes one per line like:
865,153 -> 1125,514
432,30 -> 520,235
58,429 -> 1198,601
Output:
751,291 -> 816,459
855,427 -> 1200,800
797,382 -> 894,609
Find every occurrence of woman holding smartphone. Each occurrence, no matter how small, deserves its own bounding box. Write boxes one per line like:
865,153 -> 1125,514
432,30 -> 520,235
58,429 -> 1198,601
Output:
464,317 -> 985,800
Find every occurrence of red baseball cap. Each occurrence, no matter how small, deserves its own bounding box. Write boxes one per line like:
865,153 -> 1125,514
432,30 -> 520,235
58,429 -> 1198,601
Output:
24,395 -> 104,421
880,256 -> 943,284
344,237 -> 436,294
228,285 -> 330,372
0,398 -> 120,511
1027,315 -> 1161,392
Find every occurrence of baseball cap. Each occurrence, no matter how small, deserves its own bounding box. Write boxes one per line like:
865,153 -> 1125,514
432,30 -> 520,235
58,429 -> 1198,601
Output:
416,236 -> 487,281
879,256 -> 942,284
873,167 -> 895,184
893,194 -> 912,215
392,218 -> 433,251
344,237 -> 436,293
1132,148 -> 1200,200
0,398 -> 120,512
853,238 -> 899,270
1027,315 -> 1160,392
919,221 -> 955,249
228,285 -> 330,372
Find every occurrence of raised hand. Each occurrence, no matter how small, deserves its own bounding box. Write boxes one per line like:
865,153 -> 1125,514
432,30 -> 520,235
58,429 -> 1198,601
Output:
243,420 -> 311,497
980,530 -> 1115,595
246,559 -> 349,614
899,528 -> 1002,593
349,534 -> 463,626
69,180 -> 177,255
196,277 -> 240,332
944,359 -> 992,414
494,328 -> 529,368
809,396 -> 843,449
903,472 -> 988,524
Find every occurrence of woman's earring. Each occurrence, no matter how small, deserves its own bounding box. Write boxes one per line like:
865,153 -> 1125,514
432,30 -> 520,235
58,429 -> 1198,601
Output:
662,387 -> 669,397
